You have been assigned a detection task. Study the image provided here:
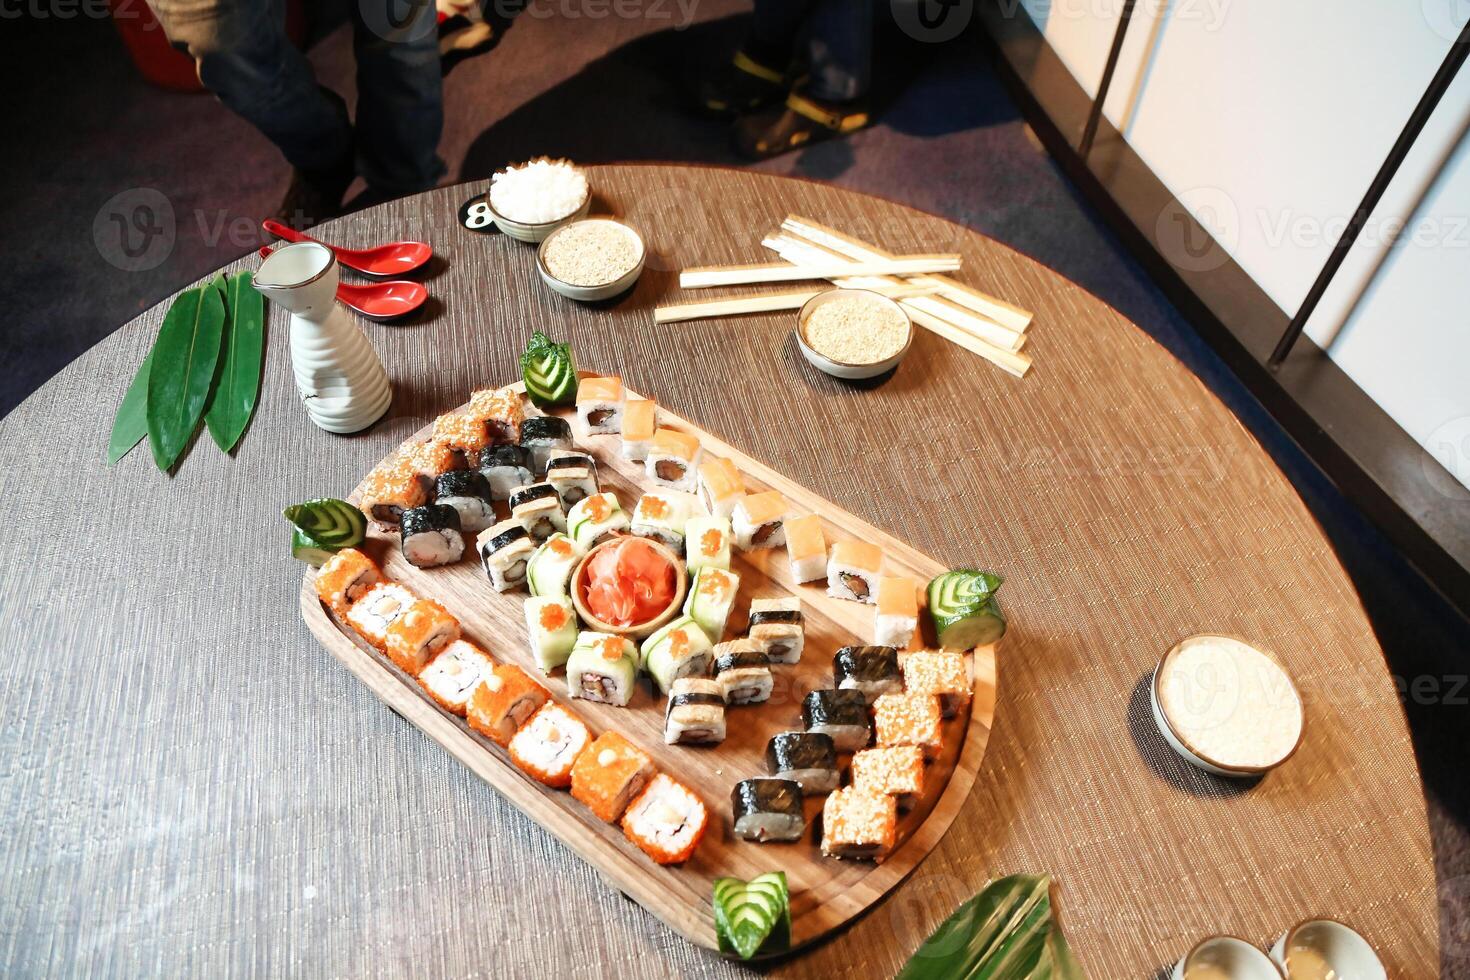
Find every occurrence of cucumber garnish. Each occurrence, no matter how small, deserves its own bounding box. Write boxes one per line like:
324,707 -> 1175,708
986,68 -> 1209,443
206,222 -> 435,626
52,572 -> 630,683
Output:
520,331 -> 576,409
291,528 -> 337,567
713,871 -> 790,960
927,570 -> 1007,649
284,498 -> 367,549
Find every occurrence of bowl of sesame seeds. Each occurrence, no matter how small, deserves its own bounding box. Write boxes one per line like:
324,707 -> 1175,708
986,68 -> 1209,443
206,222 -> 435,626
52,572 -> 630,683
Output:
796,288 -> 914,379
536,218 -> 646,302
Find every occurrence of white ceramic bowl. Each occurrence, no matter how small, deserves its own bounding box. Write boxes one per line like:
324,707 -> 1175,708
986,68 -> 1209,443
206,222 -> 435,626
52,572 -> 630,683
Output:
796,288 -> 914,380
536,218 -> 646,302
486,187 -> 591,243
1172,936 -> 1283,980
1270,919 -> 1385,979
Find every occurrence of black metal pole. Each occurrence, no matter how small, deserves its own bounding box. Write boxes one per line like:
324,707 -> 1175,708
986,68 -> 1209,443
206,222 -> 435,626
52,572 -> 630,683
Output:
1079,0 -> 1138,158
1268,19 -> 1470,367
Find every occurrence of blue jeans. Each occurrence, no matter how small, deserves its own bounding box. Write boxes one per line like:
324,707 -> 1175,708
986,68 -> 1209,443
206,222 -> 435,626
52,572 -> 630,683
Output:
748,0 -> 873,102
149,0 -> 446,195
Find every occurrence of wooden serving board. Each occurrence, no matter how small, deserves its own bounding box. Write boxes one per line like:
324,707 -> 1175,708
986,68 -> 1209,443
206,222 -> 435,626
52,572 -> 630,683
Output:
300,381 -> 998,955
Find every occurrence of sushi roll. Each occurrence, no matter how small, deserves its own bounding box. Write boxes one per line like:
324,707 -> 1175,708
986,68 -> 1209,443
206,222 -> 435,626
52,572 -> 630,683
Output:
479,444 -> 535,501
900,650 -> 972,718
509,702 -> 591,788
401,438 -> 463,488
872,692 -> 944,758
417,638 -> 496,715
621,398 -> 656,460
621,772 -> 708,865
683,566 -> 740,642
571,731 -> 655,823
731,778 -> 805,843
765,732 -> 839,795
383,598 -> 460,675
466,663 -> 551,746
713,639 -> 772,705
567,631 -> 639,706
874,576 -> 920,649
524,596 -> 578,673
834,645 -> 902,699
644,428 -> 702,492
526,533 -> 585,598
313,548 -> 383,618
509,482 -> 567,541
820,787 -> 897,861
432,408 -> 494,467
400,504 -> 464,568
518,415 -> 573,474
567,492 -> 630,550
576,376 -> 625,434
631,490 -> 696,550
784,514 -> 827,584
344,582 -> 417,651
477,519 -> 535,592
434,470 -> 496,535
641,616 -> 714,695
546,452 -> 599,509
827,540 -> 883,603
664,677 -> 726,745
697,456 -> 744,520
851,745 -> 926,810
684,516 -> 731,575
748,597 -> 804,665
465,385 -> 523,446
732,491 -> 787,551
359,463 -> 427,528
803,689 -> 871,752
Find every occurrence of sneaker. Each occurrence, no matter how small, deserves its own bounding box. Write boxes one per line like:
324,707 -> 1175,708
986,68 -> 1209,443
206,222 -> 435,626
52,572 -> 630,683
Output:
273,165 -> 352,229
732,91 -> 871,160
697,50 -> 792,117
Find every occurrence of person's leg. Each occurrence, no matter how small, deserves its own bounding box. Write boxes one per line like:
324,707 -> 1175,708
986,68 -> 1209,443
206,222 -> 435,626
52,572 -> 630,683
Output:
697,0 -> 812,116
350,0 -> 446,198
744,0 -> 815,69
801,0 -> 873,103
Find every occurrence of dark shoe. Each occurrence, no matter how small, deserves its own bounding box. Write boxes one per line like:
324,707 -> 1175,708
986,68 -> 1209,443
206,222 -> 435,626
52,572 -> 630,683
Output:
732,91 -> 871,160
273,165 -> 352,229
697,50 -> 792,118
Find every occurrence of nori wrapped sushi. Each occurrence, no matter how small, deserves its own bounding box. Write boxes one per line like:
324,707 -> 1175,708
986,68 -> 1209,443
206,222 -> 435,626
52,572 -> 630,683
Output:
400,504 -> 464,568
765,732 -> 839,795
519,415 -> 573,473
803,688 -> 870,752
730,778 -> 804,842
480,444 -> 534,501
434,470 -> 496,534
833,645 -> 902,699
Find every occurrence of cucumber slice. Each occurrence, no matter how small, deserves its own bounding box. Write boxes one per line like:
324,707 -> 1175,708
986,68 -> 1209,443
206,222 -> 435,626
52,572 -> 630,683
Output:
713,872 -> 790,960
519,331 -> 577,409
284,498 -> 366,549
291,528 -> 337,567
927,570 -> 1007,649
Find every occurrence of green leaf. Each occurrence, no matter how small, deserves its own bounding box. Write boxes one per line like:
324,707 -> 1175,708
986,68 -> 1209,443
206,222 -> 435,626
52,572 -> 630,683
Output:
145,283 -> 227,472
204,271 -> 266,453
896,875 -> 1086,980
107,349 -> 153,464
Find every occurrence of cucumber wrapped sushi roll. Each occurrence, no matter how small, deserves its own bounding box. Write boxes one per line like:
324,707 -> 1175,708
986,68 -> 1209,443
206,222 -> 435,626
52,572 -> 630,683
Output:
524,596 -> 578,672
641,615 -> 714,694
684,516 -> 731,575
567,631 -> 638,706
927,570 -> 1006,649
631,490 -> 696,550
526,532 -> 585,598
567,492 -> 629,551
712,871 -> 792,959
683,566 -> 740,642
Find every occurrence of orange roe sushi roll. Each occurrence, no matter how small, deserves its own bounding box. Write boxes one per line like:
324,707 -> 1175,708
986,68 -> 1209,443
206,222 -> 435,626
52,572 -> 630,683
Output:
571,731 -> 656,822
345,582 -> 418,651
900,650 -> 972,719
509,702 -> 591,788
820,787 -> 897,861
872,692 -> 944,759
314,548 -> 383,619
417,639 -> 496,716
467,664 -> 551,747
621,773 -> 707,865
383,598 -> 460,675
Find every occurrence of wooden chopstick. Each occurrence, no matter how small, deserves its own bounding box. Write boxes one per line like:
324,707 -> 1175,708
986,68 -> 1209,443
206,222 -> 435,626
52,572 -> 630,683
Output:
679,256 -> 960,289
653,283 -> 941,324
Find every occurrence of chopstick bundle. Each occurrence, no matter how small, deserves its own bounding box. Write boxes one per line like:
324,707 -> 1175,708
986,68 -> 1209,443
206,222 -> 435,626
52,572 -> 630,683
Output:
679,255 -> 960,289
653,283 -> 940,324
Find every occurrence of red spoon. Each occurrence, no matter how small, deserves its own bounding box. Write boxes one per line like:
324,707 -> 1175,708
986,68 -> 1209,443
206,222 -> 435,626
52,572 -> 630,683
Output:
258,246 -> 428,320
262,219 -> 432,277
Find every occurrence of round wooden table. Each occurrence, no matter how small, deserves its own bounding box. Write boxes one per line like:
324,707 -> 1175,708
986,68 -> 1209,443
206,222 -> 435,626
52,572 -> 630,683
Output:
0,165 -> 1437,976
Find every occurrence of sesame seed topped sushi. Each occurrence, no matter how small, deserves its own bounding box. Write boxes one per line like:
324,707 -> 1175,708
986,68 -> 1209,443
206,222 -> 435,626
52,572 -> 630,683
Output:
820,787 -> 896,861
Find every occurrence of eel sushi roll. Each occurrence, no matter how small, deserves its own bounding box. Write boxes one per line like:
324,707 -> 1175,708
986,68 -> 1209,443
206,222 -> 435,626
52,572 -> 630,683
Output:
576,376 -> 625,435
518,415 -> 573,474
571,731 -> 655,823
683,566 -> 740,642
683,516 -> 731,575
567,492 -> 630,550
621,773 -> 708,865
509,702 -> 591,788
732,490 -> 787,551
477,519 -> 535,592
345,582 -> 417,651
874,576 -> 920,649
713,639 -> 773,705
524,596 -> 578,673
834,645 -> 902,699
383,598 -> 460,675
434,470 -> 496,535
509,482 -> 567,541
641,616 -> 714,695
526,532 -> 584,598
765,732 -> 839,796
748,597 -> 804,665
803,688 -> 871,752
546,452 -> 599,509
644,428 -> 702,492
820,787 -> 897,862
784,514 -> 827,584
567,631 -> 639,706
631,490 -> 695,550
697,456 -> 744,520
432,408 -> 494,467
664,677 -> 726,745
851,745 -> 925,810
479,444 -> 534,501
731,778 -> 805,843
467,663 -> 551,746
400,504 -> 464,568
827,540 -> 884,603
417,638 -> 496,716
465,384 -> 524,446
900,650 -> 972,718
621,398 -> 656,461
872,692 -> 944,759
359,462 -> 427,529
314,548 -> 383,618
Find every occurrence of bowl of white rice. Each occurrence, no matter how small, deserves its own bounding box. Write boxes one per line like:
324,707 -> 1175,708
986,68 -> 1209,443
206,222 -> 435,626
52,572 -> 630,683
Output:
796,288 -> 914,380
536,218 -> 646,302
486,159 -> 591,243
